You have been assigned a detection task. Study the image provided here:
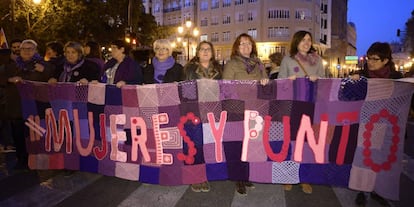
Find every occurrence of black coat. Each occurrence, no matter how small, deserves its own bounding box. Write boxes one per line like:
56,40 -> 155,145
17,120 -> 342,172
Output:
58,59 -> 100,82
143,62 -> 184,84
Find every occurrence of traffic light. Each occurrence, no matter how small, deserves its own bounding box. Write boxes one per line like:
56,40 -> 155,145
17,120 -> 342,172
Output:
397,29 -> 400,37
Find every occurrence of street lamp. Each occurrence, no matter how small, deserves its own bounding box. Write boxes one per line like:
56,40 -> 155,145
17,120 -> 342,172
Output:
177,20 -> 199,61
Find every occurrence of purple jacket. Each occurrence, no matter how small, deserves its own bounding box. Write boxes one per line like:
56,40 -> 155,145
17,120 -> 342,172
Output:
102,56 -> 143,84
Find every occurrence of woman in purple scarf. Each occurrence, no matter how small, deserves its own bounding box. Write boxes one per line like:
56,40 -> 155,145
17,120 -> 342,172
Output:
49,41 -> 100,84
143,39 -> 183,84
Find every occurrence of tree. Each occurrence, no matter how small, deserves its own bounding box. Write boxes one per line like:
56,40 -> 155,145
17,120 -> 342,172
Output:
404,10 -> 414,57
0,0 -> 162,51
13,0 -> 87,45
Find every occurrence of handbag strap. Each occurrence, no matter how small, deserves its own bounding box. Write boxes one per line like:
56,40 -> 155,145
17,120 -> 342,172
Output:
294,58 -> 309,77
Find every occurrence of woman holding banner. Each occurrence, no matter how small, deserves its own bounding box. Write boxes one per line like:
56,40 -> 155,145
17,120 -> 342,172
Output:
183,41 -> 222,193
223,33 -> 268,195
8,39 -> 55,170
351,42 -> 402,207
278,30 -> 326,194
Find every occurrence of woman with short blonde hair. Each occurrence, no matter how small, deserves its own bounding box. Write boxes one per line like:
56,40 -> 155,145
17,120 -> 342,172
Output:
143,39 -> 183,84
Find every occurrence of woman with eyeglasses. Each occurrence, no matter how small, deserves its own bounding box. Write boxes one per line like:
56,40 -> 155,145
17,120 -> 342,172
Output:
183,41 -> 222,80
223,33 -> 268,196
351,42 -> 402,207
7,39 -> 55,170
10,39 -> 55,83
143,39 -> 184,84
278,30 -> 325,82
183,41 -> 222,193
351,42 -> 402,80
223,33 -> 267,82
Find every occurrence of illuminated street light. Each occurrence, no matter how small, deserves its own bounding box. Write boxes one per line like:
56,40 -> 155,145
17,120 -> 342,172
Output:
177,20 -> 199,61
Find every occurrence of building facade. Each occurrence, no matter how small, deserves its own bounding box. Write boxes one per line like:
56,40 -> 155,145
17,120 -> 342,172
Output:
147,0 -> 351,76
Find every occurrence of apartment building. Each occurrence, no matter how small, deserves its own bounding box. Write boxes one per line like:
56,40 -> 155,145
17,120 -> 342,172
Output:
147,0 -> 351,75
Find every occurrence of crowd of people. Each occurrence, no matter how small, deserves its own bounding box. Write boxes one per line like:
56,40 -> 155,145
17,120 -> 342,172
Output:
1,31 -> 413,206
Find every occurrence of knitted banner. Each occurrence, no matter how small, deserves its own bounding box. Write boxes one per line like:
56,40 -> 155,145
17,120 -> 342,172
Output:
17,78 -> 414,200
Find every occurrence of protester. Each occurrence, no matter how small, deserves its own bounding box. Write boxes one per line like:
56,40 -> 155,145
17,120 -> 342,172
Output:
0,49 -> 16,153
8,39 -> 54,170
223,33 -> 268,195
44,41 -> 65,79
278,30 -> 325,82
405,65 -> 414,119
143,39 -> 184,84
268,52 -> 283,79
49,41 -> 100,84
183,41 -> 222,193
99,40 -> 143,87
9,39 -> 21,62
84,41 -> 105,77
351,42 -> 402,207
278,30 -> 326,194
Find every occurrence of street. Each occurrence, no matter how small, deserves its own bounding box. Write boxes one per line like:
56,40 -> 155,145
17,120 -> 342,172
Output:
1,151 -> 413,207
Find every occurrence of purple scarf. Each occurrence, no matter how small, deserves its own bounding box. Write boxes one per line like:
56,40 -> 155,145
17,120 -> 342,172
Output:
59,59 -> 85,82
152,56 -> 175,83
294,52 -> 319,66
15,53 -> 43,71
239,55 -> 264,74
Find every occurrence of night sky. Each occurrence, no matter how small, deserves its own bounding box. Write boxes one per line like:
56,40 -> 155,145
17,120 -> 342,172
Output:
348,0 -> 413,56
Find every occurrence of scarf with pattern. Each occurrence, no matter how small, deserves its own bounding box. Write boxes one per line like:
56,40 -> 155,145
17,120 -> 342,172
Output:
238,55 -> 264,74
59,58 -> 85,82
294,52 -> 319,66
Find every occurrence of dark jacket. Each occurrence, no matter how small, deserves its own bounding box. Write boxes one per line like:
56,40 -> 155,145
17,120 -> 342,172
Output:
143,62 -> 184,84
183,62 -> 222,80
0,61 -> 22,119
48,56 -> 65,79
356,64 -> 403,79
102,56 -> 143,85
58,59 -> 100,82
16,59 -> 55,82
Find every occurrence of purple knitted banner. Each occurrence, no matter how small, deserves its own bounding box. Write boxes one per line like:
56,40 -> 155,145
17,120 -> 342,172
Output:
17,78 -> 414,200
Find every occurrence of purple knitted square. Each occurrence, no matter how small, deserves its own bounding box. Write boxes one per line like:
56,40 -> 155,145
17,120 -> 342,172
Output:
121,86 -> 139,107
250,162 -> 272,182
178,80 -> 198,102
221,99 -> 245,121
198,101 -> 222,123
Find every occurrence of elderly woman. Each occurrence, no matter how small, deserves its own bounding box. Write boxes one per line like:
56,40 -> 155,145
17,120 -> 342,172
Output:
143,39 -> 183,84
10,39 -> 54,83
49,41 -> 100,84
7,39 -> 54,170
101,40 -> 143,87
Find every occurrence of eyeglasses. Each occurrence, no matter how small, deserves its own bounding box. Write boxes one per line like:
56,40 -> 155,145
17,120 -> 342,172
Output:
199,48 -> 212,52
239,42 -> 252,47
155,47 -> 169,52
365,57 -> 381,62
20,47 -> 35,51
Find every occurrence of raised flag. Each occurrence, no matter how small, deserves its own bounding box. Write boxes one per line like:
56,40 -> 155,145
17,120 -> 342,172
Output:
0,27 -> 9,48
